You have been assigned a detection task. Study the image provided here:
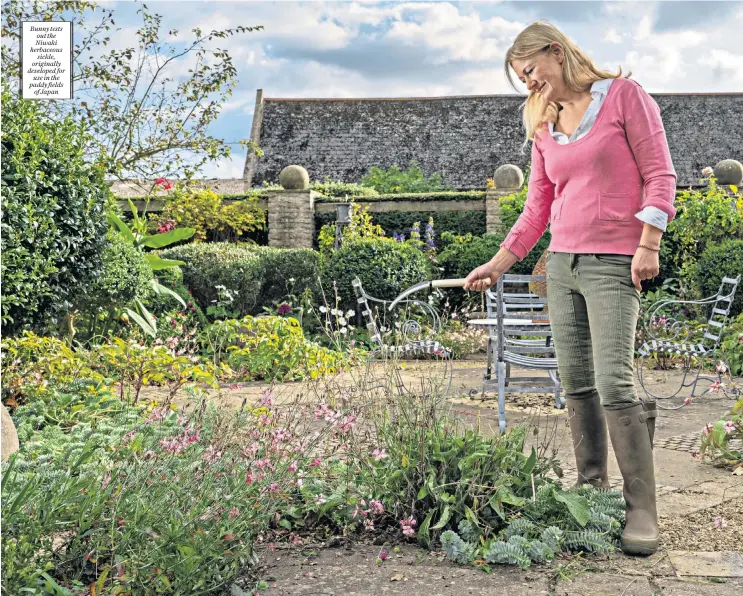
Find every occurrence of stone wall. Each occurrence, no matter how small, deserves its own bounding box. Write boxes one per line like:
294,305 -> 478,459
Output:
250,91 -> 743,189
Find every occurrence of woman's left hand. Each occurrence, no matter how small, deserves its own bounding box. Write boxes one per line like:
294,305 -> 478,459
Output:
631,248 -> 660,291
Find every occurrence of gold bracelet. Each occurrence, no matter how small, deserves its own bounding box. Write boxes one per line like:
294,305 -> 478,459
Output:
638,244 -> 660,252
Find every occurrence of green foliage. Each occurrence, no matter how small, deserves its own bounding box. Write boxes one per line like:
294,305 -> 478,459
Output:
438,483 -> 623,569
81,231 -> 154,311
0,387 -> 303,595
1,84 -> 111,335
1,332 -> 105,405
720,314 -> 743,377
361,161 -> 448,194
162,243 -> 321,318
318,190 -> 487,203
317,203 -> 386,255
202,315 -> 350,382
158,188 -> 265,242
321,237 -> 432,308
692,239 -> 743,317
669,181 -> 743,283
700,396 -> 743,468
310,178 -> 380,199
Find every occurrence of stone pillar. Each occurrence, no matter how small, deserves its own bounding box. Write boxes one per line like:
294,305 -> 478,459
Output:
1,403 -> 19,461
485,164 -> 525,234
243,89 -> 265,189
266,165 -> 318,249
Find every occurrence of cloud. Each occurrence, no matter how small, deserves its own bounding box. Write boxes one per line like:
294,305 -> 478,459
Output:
652,1 -> 741,32
197,152 -> 247,179
502,0 -> 607,23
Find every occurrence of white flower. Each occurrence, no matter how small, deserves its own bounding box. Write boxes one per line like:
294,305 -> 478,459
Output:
338,317 -> 347,326
289,278 -> 295,283
346,310 -> 355,318
319,306 -> 328,313
339,327 -> 348,335
702,166 -> 714,176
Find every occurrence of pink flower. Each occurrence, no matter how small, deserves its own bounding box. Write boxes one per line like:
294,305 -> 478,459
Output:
202,445 -> 223,463
229,384 -> 240,390
400,516 -> 417,537
278,303 -> 292,315
378,551 -> 388,561
369,499 -> 384,515
309,457 -> 322,468
260,390 -> 274,407
710,381 -> 724,393
269,483 -> 280,492
716,361 -> 728,375
364,518 -> 375,531
154,177 -> 173,190
703,423 -> 714,436
338,414 -> 357,433
287,461 -> 298,472
724,420 -> 736,434
684,397 -> 693,406
714,517 -> 727,530
372,448 -> 387,461
229,507 -> 240,520
246,472 -> 257,484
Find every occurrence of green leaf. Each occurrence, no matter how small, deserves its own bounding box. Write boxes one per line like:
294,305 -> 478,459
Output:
523,447 -> 537,476
488,493 -> 505,521
150,279 -> 186,307
432,505 -> 451,530
125,306 -> 156,338
554,489 -> 590,527
141,227 -> 195,248
108,212 -> 135,244
417,510 -> 434,549
145,253 -> 185,271
417,485 -> 428,500
278,519 -> 292,530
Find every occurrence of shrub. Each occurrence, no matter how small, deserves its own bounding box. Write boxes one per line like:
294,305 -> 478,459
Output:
310,178 -> 379,199
361,160 -> 448,194
79,230 -> 153,311
1,332 -> 105,405
161,243 -> 320,317
438,233 -> 549,279
720,314 -> 743,377
1,85 -> 111,335
692,239 -> 743,317
158,188 -> 265,242
669,181 -> 743,283
321,237 -> 433,308
202,316 -> 350,382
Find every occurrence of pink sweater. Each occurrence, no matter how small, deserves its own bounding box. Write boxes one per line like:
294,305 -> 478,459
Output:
501,78 -> 677,259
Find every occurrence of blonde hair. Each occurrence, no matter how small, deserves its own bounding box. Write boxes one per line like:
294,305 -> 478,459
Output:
504,22 -> 629,146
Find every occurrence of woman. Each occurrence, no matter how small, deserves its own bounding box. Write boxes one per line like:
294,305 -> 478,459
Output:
464,21 -> 677,556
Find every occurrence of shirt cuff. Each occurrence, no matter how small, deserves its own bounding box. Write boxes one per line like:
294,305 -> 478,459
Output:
634,206 -> 668,232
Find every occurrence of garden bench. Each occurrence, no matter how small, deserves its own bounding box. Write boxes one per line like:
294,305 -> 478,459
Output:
637,274 -> 741,408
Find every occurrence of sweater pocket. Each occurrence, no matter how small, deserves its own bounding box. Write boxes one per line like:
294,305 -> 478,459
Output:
598,192 -> 631,222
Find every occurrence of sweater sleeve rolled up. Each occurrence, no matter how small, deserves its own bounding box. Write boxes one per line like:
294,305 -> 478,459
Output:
621,80 -> 678,222
500,135 -> 555,260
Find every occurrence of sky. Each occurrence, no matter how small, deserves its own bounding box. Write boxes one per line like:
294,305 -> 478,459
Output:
77,1 -> 743,178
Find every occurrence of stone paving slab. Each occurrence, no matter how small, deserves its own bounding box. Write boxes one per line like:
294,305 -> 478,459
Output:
554,573 -> 655,595
668,551 -> 743,578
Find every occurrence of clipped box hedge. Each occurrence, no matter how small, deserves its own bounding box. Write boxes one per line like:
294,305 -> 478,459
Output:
161,243 -> 320,317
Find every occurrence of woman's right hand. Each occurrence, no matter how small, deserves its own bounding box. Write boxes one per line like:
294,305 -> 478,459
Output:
463,261 -> 502,292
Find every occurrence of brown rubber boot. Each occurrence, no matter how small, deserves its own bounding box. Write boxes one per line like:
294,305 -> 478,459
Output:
641,399 -> 657,448
567,392 -> 610,489
605,402 -> 659,555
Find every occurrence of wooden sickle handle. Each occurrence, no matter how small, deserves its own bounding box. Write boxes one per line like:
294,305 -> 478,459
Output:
432,277 -> 492,289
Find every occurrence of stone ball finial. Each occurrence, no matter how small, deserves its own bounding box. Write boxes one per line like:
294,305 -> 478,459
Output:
279,165 -> 310,190
493,164 -> 524,190
713,160 -> 743,186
